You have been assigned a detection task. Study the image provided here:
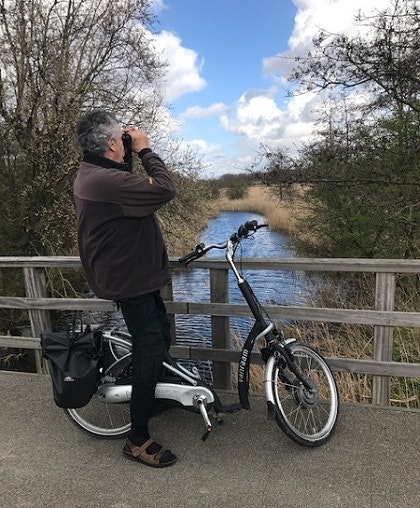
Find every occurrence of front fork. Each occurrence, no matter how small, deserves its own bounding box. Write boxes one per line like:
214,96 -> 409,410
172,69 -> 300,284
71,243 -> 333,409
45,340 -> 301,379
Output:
264,338 -> 316,416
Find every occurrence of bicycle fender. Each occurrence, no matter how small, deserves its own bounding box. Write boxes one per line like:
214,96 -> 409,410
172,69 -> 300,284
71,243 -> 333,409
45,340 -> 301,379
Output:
264,338 -> 297,420
264,355 -> 277,406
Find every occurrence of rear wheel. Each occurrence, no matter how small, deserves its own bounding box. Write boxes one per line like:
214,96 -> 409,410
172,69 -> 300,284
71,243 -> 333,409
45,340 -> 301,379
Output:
270,342 -> 339,447
65,330 -> 133,438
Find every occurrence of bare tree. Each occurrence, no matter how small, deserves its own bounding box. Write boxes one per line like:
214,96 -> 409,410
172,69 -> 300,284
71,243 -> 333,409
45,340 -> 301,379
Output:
261,0 -> 420,258
0,0 -> 164,255
292,0 -> 420,115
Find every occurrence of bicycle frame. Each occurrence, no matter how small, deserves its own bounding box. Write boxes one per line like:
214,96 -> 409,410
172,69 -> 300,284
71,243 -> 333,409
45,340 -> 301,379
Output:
225,231 -> 316,408
104,224 -> 314,412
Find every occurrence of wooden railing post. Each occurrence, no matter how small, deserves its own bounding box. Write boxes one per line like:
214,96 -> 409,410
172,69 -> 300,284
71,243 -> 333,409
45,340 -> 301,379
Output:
210,267 -> 231,389
372,272 -> 396,405
23,267 -> 51,374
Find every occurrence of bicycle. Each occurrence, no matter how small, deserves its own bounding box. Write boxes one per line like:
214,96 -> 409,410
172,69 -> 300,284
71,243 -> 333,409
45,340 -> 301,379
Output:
66,220 -> 339,447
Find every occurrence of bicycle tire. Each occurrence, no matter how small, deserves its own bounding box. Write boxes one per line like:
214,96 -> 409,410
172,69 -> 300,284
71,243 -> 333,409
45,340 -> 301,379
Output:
65,330 -> 133,439
267,341 -> 339,447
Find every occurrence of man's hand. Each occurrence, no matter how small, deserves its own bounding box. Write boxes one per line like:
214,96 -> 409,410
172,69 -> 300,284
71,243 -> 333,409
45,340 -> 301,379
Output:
124,127 -> 150,153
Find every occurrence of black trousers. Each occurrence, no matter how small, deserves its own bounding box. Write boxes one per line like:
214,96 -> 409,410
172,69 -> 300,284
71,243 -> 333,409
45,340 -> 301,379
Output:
119,290 -> 171,433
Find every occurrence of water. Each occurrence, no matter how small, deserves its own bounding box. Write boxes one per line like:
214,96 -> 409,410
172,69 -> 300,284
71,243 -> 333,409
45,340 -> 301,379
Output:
173,211 -> 308,307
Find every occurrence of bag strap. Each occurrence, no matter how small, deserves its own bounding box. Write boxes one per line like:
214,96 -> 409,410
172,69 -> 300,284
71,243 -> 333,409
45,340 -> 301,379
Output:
70,312 -> 91,339
69,313 -> 104,354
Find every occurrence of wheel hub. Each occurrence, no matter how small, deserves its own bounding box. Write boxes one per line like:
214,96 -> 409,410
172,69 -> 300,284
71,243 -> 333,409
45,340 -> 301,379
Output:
292,378 -> 318,408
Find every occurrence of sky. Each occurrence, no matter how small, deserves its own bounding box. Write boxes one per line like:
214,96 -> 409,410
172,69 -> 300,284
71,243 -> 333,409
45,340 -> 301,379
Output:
148,0 -> 394,179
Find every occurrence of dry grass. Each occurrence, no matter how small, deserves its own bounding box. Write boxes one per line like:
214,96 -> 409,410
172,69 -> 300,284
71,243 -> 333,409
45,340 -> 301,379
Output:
281,320 -> 375,405
226,295 -> 419,408
170,183 -> 311,253
228,320 -> 419,408
215,185 -> 309,237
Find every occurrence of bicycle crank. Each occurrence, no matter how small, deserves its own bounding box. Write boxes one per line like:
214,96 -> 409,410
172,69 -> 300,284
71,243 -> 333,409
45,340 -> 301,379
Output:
193,394 -> 213,441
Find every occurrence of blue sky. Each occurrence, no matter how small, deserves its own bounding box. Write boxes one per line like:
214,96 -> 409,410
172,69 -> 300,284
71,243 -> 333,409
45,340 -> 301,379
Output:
149,0 -> 393,178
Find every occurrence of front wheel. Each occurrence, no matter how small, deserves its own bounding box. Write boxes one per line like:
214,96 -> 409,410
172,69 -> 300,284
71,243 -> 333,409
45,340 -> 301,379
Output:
266,342 -> 339,447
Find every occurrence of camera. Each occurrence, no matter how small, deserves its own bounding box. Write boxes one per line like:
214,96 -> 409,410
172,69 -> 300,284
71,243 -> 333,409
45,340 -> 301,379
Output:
122,133 -> 132,171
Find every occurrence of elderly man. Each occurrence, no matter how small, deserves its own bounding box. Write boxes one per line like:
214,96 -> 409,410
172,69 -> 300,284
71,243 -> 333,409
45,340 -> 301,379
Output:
74,110 -> 177,467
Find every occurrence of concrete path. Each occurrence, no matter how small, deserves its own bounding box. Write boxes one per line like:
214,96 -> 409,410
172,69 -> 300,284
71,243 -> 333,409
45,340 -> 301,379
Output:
0,371 -> 419,508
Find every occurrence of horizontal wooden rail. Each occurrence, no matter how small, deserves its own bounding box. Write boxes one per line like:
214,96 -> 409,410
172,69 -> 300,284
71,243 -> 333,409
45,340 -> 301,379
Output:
2,297 -> 420,327
2,335 -> 417,380
0,256 -> 419,406
0,255 -> 419,272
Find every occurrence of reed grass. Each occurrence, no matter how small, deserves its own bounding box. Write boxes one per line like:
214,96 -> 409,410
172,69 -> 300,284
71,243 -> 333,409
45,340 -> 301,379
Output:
215,185 -> 307,237
225,285 -> 419,408
228,319 -> 419,408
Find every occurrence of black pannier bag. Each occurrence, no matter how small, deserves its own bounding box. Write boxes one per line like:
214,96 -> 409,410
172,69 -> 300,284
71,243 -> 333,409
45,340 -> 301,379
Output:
40,326 -> 103,408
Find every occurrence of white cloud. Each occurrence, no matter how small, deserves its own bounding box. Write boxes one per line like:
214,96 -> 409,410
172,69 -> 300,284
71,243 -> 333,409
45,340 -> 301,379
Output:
180,138 -> 237,178
220,0 -> 395,160
221,95 -> 284,141
151,30 -> 207,102
187,138 -> 221,154
149,0 -> 397,177
220,90 -> 319,156
263,0 -> 392,79
181,103 -> 228,119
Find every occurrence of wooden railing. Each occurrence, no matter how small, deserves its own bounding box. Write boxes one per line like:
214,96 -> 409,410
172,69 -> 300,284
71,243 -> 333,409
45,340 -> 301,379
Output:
0,256 -> 420,406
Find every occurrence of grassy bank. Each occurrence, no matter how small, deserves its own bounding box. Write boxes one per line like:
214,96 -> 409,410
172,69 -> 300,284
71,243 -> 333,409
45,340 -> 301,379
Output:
170,184 -> 308,254
215,185 -> 309,239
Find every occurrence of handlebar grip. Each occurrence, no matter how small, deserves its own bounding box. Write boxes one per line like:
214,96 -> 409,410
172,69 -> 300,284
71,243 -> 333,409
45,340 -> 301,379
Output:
237,220 -> 269,239
237,220 -> 259,238
178,251 -> 197,264
178,243 -> 206,265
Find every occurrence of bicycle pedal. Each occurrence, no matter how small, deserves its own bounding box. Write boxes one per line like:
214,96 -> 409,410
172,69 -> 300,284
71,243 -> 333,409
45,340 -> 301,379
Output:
201,426 -> 212,441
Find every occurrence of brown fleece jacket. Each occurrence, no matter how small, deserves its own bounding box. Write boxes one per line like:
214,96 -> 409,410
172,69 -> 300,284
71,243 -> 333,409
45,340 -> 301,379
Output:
73,151 -> 176,301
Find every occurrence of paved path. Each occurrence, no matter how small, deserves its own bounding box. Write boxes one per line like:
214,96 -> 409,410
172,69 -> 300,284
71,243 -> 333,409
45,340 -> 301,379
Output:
0,371 -> 419,508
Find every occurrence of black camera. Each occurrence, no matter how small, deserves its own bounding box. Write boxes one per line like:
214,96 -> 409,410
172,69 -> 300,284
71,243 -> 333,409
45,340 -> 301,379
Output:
122,133 -> 133,171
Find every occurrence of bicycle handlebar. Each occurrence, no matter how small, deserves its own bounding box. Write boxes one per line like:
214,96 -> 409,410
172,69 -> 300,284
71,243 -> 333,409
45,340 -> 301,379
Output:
178,220 -> 268,266
178,242 -> 206,264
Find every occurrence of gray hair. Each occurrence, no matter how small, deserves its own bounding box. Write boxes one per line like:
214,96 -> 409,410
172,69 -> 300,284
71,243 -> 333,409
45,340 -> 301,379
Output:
76,110 -> 121,155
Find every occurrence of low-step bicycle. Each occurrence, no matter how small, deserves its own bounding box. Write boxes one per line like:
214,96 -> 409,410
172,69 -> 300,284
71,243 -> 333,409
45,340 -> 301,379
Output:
66,220 -> 339,447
